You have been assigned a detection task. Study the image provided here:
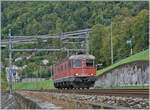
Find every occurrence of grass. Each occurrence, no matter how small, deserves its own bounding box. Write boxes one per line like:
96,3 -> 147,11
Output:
14,79 -> 54,90
110,84 -> 149,89
111,86 -> 149,89
1,72 -> 8,91
97,49 -> 149,76
95,85 -> 149,89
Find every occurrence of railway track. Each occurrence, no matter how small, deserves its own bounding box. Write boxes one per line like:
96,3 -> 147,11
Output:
21,89 -> 149,98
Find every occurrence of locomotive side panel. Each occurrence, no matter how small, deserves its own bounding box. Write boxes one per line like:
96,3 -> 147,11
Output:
53,59 -> 73,81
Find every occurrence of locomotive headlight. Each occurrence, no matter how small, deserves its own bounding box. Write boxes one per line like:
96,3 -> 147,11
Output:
75,73 -> 79,76
91,73 -> 93,76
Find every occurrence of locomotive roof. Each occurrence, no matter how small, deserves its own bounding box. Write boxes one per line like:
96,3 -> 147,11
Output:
69,54 -> 95,59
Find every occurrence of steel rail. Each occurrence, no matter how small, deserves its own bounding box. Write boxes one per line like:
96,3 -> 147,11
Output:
22,89 -> 149,98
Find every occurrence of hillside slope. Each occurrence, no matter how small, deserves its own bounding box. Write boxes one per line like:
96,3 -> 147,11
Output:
97,49 -> 149,76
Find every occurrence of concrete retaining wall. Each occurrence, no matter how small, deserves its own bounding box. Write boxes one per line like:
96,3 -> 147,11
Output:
15,93 -> 41,109
1,92 -> 41,109
94,61 -> 149,88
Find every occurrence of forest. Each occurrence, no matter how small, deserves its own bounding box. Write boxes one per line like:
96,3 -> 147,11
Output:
1,1 -> 149,78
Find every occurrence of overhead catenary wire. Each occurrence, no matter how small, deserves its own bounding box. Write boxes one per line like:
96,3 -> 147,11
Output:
7,28 -> 91,90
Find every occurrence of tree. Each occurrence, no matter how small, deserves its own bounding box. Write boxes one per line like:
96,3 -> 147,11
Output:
89,24 -> 106,64
131,9 -> 149,52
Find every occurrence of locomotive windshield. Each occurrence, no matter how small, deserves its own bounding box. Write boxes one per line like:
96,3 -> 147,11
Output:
86,59 -> 94,67
73,59 -> 81,67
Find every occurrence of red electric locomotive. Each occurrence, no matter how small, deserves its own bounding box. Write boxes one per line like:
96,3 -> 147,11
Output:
53,54 -> 96,89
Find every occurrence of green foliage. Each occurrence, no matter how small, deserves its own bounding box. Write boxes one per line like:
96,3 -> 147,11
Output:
89,24 -> 110,66
89,8 -> 149,67
131,9 -> 149,52
2,1 -> 148,38
21,63 -> 50,78
1,71 -> 8,91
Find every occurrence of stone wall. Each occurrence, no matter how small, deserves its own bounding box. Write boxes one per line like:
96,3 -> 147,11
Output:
94,61 -> 149,88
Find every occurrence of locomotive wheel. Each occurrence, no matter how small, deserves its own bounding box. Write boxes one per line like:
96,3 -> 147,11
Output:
59,83 -> 63,89
70,85 -> 73,89
66,82 -> 69,89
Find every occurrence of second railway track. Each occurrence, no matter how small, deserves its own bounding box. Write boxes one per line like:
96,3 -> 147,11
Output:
21,89 -> 149,98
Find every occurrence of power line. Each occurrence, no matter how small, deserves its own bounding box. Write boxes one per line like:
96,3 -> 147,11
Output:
12,48 -> 85,52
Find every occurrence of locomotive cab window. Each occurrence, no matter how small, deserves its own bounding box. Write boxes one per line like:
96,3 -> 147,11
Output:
73,59 -> 81,67
86,59 -> 94,67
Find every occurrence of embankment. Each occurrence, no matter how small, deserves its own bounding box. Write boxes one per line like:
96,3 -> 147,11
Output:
94,61 -> 149,88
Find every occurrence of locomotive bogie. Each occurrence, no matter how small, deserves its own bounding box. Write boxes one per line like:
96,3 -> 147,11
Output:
54,76 -> 96,89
